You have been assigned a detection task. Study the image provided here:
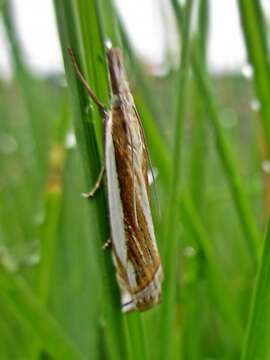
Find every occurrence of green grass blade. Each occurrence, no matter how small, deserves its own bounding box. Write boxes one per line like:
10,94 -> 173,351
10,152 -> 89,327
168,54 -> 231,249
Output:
53,1 -> 128,359
0,270 -> 83,359
173,0 -> 262,267
181,193 -> 244,345
97,2 -> 151,359
191,48 -> 261,264
35,99 -> 69,304
237,0 -> 270,154
241,219 -> 270,359
188,0 -> 208,208
159,2 -> 194,359
117,3 -> 245,349
2,2 -> 49,173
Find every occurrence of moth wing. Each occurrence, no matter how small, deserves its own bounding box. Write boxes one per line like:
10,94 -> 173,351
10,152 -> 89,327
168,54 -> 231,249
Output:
105,115 -> 127,267
132,106 -> 159,251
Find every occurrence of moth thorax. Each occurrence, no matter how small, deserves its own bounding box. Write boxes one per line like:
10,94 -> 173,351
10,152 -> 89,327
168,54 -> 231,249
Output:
112,91 -> 133,109
107,48 -> 129,95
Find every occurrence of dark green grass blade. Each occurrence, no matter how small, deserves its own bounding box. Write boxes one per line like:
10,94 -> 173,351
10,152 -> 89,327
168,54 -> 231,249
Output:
53,1 -> 128,359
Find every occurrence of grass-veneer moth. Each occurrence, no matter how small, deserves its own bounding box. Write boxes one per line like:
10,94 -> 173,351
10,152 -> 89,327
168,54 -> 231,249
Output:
68,47 -> 163,312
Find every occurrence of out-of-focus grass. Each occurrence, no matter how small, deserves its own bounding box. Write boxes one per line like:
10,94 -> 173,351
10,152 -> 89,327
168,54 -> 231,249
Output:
0,0 -> 269,359
241,219 -> 270,360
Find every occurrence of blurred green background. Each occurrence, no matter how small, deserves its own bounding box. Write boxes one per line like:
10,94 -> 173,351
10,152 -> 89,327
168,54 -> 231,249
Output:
1,0 -> 270,359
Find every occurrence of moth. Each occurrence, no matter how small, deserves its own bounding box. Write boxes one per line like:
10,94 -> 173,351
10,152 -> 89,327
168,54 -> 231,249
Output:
68,47 -> 163,312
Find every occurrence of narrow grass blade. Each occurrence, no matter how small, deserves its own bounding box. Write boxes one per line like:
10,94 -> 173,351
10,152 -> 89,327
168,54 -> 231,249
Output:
188,0 -> 209,208
2,2 -> 49,173
181,193 -> 244,345
237,0 -> 270,154
117,3 -> 244,348
159,2 -> 194,359
191,49 -> 261,264
241,219 -> 270,359
0,270 -> 83,359
173,0 -> 262,266
53,1 -> 128,359
35,98 -> 69,304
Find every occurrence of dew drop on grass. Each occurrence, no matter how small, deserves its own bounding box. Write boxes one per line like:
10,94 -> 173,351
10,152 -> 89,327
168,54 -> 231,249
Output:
21,253 -> 40,267
0,246 -> 18,273
241,63 -> 253,79
261,160 -> 270,174
183,246 -> 196,258
0,133 -> 18,155
85,103 -> 94,114
148,167 -> 158,185
250,98 -> 261,112
65,132 -> 76,149
33,211 -> 45,225
104,38 -> 112,50
178,0 -> 186,6
220,109 -> 238,128
58,76 -> 67,87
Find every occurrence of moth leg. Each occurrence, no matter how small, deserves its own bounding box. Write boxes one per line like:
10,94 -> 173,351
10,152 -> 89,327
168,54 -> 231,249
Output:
102,238 -> 112,250
67,47 -> 106,116
82,165 -> 105,198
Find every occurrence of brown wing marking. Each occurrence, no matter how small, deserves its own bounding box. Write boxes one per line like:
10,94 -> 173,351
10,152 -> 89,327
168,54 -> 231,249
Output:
111,105 -> 160,295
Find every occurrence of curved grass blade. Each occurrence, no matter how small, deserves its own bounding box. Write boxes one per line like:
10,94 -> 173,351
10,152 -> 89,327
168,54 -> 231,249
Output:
0,270 -> 83,359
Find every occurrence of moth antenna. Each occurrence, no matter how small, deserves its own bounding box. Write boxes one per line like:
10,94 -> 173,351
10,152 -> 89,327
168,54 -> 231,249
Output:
67,47 -> 106,116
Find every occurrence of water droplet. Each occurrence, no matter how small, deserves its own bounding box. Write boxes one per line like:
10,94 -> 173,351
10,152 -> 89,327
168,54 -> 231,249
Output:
183,246 -> 196,258
241,64 -> 253,79
65,132 -> 76,149
221,116 -> 238,129
220,110 -> 238,128
148,167 -> 158,185
104,39 -> 112,50
58,76 -> 67,87
0,133 -> 17,155
85,103 -> 94,114
262,160 -> 270,173
178,0 -> 186,5
33,211 -> 45,225
250,98 -> 261,112
22,253 -> 40,267
0,246 -> 18,272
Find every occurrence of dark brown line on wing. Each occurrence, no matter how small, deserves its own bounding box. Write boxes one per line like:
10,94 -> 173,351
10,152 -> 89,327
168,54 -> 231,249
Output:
110,92 -> 161,294
131,264 -> 162,295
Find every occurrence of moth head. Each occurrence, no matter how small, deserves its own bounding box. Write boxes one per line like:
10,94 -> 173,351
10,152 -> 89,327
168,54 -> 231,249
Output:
106,48 -> 129,95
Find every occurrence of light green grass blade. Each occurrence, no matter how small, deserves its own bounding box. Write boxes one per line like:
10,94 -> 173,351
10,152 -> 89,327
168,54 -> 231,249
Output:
0,270 -> 83,359
241,219 -> 270,359
118,8 -> 243,347
181,193 -> 244,345
173,1 -> 262,266
191,48 -> 261,265
158,2 -> 194,359
237,0 -> 270,155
